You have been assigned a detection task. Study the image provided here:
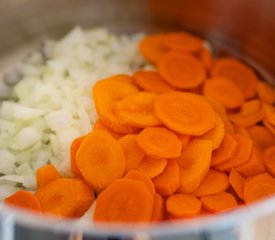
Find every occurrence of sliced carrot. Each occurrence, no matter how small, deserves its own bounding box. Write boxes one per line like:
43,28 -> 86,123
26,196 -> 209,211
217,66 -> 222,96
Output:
263,146 -> 275,178
154,92 -> 216,135
243,173 -> 275,203
162,32 -> 204,53
177,134 -> 192,149
116,92 -> 161,128
36,164 -> 62,188
125,170 -> 156,196
263,120 -> 275,135
229,168 -> 245,199
210,58 -> 258,99
166,194 -> 201,218
211,133 -> 238,167
197,47 -> 213,71
94,179 -> 154,223
35,178 -> 94,218
197,114 -> 225,150
139,34 -> 169,64
159,52 -> 206,89
93,74 -> 140,133
257,81 -> 275,104
248,125 -> 275,150
236,147 -> 265,178
152,159 -> 180,196
262,103 -> 275,126
4,190 -> 41,212
137,156 -> 167,179
233,124 -> 250,137
193,169 -> 229,197
200,192 -> 238,213
118,134 -> 145,172
76,130 -> 126,192
70,136 -> 85,177
93,119 -> 123,139
228,100 -> 264,127
203,77 -> 244,109
151,193 -> 165,222
133,70 -> 175,93
214,134 -> 253,172
136,127 -> 182,159
177,140 -> 212,193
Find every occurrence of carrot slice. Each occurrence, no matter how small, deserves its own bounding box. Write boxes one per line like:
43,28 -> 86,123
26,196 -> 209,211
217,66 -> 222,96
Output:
93,119 -> 123,139
248,125 -> 275,150
94,178 -> 154,223
76,130 -> 126,192
125,170 -> 156,196
162,32 -> 204,53
139,34 -> 169,64
214,134 -> 253,172
5,190 -> 41,212
233,124 -> 250,137
118,134 -> 145,172
200,192 -> 238,213
136,127 -> 182,159
177,140 -> 212,193
70,136 -> 85,177
263,120 -> 275,135
262,103 -> 275,126
152,159 -> 180,196
257,81 -> 275,104
243,173 -> 275,203
229,168 -> 245,199
116,92 -> 161,128
211,133 -> 238,167
203,77 -> 244,109
197,47 -> 213,71
133,70 -> 175,93
166,194 -> 201,218
137,156 -> 167,179
35,178 -> 94,218
151,193 -> 165,222
197,114 -> 225,150
177,134 -> 192,149
263,146 -> 275,178
193,169 -> 229,197
36,164 -> 62,188
93,74 -> 140,133
154,92 -> 216,135
236,147 -> 265,178
210,58 -> 258,99
159,52 -> 206,89
228,100 -> 264,127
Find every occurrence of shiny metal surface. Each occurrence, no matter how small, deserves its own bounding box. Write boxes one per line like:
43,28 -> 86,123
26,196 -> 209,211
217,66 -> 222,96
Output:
1,0 -> 275,239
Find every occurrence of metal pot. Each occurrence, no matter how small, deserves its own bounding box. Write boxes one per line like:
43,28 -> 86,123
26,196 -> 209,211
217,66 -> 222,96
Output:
1,0 -> 275,239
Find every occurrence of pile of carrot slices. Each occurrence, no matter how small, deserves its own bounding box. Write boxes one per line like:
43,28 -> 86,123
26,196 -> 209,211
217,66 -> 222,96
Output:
5,31 -> 275,223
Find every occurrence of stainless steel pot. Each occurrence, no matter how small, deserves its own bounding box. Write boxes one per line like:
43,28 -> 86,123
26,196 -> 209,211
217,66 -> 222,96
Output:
1,0 -> 275,239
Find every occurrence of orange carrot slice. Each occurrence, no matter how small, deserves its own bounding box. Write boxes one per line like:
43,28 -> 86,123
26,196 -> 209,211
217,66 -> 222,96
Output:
263,120 -> 275,135
166,194 -> 201,218
116,92 -> 161,128
36,164 -> 61,188
263,146 -> 275,178
137,156 -> 167,179
152,159 -> 180,196
214,134 -> 253,171
159,52 -> 206,89
118,134 -> 145,172
93,119 -> 123,139
177,140 -> 212,193
177,134 -> 192,149
193,169 -> 229,197
257,81 -> 275,104
197,47 -> 213,71
139,34 -> 169,64
154,92 -> 216,135
229,168 -> 245,199
162,32 -> 204,53
233,124 -> 250,137
5,190 -> 41,212
262,102 -> 275,126
243,173 -> 275,203
136,127 -> 182,159
203,77 -> 244,109
211,133 -> 238,167
76,130 -> 126,192
70,136 -> 85,177
210,58 -> 258,99
133,70 -> 175,93
93,74 -> 140,133
151,193 -> 165,222
248,125 -> 275,150
200,192 -> 238,212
